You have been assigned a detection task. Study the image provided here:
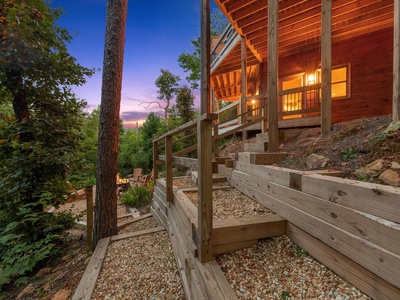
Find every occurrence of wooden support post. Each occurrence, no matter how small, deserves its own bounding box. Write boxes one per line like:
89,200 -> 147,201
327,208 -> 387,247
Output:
86,186 -> 94,252
321,0 -> 332,134
197,119 -> 213,263
260,62 -> 268,133
165,135 -> 173,202
394,0 -> 400,121
268,0 -> 279,152
153,140 -> 159,181
241,36 -> 247,127
213,124 -> 219,157
200,0 -> 210,114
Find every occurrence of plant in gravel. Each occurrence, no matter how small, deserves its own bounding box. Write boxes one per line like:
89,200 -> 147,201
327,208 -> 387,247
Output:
369,132 -> 388,144
293,244 -> 309,257
281,291 -> 292,299
341,147 -> 358,161
282,159 -> 298,167
120,185 -> 153,208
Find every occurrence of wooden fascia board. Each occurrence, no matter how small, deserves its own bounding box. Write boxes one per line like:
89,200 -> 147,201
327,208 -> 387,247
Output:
211,34 -> 241,73
214,0 -> 261,62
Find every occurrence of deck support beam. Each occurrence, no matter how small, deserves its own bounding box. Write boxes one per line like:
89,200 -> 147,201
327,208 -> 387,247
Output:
260,62 -> 268,133
197,119 -> 214,263
321,0 -> 332,134
393,0 -> 400,121
267,0 -> 279,152
199,0 -> 213,263
240,36 -> 247,129
200,0 -> 211,114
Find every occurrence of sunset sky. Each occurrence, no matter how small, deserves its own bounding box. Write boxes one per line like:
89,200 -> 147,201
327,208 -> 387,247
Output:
53,0 -> 209,127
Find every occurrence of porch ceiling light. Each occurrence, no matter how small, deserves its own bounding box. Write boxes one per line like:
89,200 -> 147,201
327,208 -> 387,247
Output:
307,73 -> 316,85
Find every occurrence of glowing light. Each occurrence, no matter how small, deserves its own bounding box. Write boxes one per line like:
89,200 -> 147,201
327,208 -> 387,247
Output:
307,73 -> 316,85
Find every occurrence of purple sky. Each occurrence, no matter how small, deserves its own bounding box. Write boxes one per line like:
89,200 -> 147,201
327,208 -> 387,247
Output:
53,0 -> 207,127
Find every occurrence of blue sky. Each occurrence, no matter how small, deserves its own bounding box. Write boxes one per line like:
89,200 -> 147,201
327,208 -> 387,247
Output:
53,0 -> 206,127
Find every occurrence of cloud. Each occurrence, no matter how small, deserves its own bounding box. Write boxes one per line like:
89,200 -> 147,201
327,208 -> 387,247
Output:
121,111 -> 152,122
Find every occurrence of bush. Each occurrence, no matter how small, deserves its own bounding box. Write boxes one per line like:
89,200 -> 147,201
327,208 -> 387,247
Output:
0,210 -> 78,289
120,185 -> 152,208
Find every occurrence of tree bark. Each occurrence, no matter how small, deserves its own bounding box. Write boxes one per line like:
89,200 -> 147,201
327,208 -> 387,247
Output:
94,0 -> 127,247
7,71 -> 29,123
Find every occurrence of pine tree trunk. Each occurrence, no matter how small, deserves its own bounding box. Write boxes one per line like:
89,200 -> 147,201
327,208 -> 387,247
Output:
94,0 -> 127,247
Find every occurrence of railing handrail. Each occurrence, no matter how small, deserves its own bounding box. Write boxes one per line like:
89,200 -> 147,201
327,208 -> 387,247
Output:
210,24 -> 234,55
153,113 -> 217,143
214,99 -> 240,114
279,83 -> 321,96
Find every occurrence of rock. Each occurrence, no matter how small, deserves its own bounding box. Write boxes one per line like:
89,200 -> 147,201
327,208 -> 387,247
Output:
17,284 -> 34,299
379,169 -> 400,186
305,154 -> 329,170
384,121 -> 400,134
366,159 -> 385,172
355,159 -> 385,178
51,289 -> 72,300
36,267 -> 51,278
390,162 -> 400,170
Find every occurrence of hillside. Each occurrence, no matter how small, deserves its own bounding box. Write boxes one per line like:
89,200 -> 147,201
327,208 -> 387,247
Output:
219,115 -> 400,186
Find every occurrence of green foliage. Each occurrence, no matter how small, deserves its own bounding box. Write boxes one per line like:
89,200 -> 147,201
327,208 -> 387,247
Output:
0,210 -> 77,288
120,185 -> 152,208
177,7 -> 228,90
174,86 -> 195,124
341,147 -> 358,161
369,132 -> 388,144
281,291 -> 292,299
68,108 -> 100,188
0,0 -> 94,288
155,69 -> 180,104
178,37 -> 201,90
292,244 -> 309,257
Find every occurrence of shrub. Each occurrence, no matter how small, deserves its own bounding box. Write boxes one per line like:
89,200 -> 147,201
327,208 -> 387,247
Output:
120,185 -> 152,208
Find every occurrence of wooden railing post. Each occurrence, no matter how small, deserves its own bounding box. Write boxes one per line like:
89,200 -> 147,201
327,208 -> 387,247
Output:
86,186 -> 94,252
165,135 -> 173,202
321,0 -> 332,134
153,140 -> 159,181
213,123 -> 219,157
393,0 -> 400,121
268,0 -> 280,152
197,118 -> 213,263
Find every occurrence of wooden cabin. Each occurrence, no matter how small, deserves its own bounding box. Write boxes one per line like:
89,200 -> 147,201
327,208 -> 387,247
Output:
210,0 -> 399,146
149,2 -> 400,299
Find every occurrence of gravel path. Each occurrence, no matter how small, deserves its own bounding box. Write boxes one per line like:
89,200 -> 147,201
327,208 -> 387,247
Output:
216,235 -> 370,300
92,229 -> 184,299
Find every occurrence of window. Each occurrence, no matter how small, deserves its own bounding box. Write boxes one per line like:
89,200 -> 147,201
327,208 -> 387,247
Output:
316,65 -> 350,99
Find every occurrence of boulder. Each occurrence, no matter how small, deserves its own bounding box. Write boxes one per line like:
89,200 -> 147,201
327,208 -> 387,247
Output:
305,154 -> 329,170
384,121 -> 400,134
355,159 -> 385,178
390,161 -> 400,170
379,169 -> 400,186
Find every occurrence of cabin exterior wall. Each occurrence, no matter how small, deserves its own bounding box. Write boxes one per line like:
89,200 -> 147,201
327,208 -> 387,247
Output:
275,28 -> 393,123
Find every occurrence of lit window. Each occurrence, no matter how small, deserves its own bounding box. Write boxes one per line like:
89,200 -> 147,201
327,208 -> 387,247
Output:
316,65 -> 350,99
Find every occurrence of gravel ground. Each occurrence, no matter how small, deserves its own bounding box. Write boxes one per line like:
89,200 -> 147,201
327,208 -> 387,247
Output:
118,217 -> 159,234
184,187 -> 271,220
91,231 -> 184,300
216,235 -> 371,300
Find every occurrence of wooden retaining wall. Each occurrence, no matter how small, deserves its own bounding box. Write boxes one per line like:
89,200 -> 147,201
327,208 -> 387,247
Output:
152,179 -> 238,300
219,162 -> 400,300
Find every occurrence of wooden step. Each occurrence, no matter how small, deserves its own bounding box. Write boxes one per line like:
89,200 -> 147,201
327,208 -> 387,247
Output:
214,156 -> 230,164
212,214 -> 286,255
237,152 -> 288,165
243,141 -> 268,152
256,132 -> 269,142
191,171 -> 227,185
